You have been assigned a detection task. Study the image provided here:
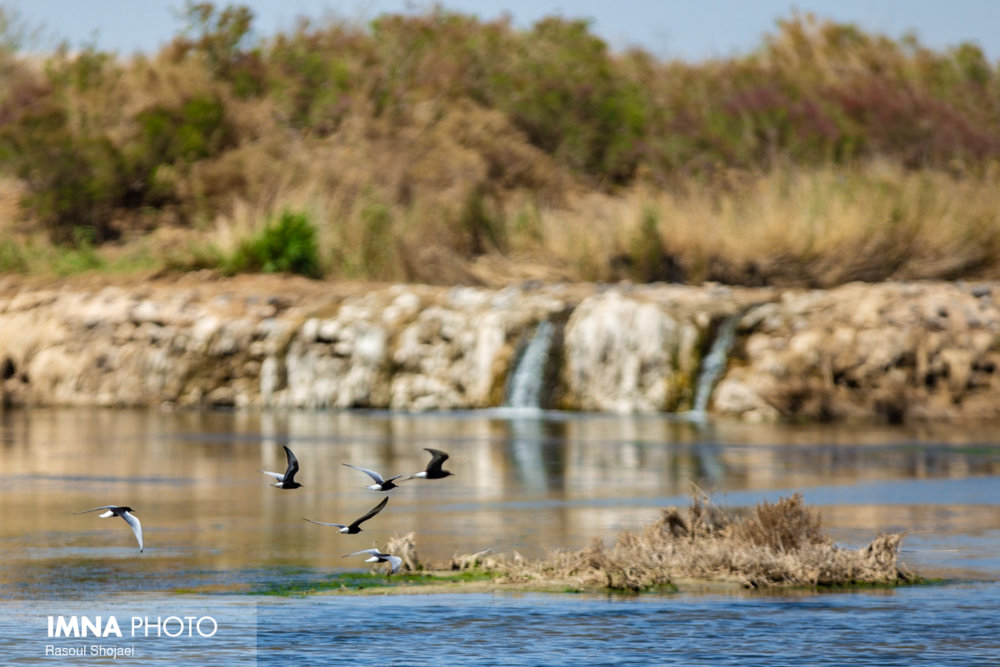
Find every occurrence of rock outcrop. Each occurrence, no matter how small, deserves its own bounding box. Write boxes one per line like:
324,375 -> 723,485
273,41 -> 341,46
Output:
2,275 -> 999,422
714,281 -> 1000,422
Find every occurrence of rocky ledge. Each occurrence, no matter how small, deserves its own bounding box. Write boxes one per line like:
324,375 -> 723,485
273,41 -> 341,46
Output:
1,275 -> 998,422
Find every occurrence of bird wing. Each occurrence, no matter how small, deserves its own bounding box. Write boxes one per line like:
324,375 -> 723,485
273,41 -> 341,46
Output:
282,445 -> 300,483
343,463 -> 384,484
383,474 -> 405,483
121,511 -> 143,552
344,548 -> 383,558
350,497 -> 389,528
424,448 -> 450,473
75,505 -> 117,514
303,518 -> 347,528
259,470 -> 285,482
386,555 -> 402,574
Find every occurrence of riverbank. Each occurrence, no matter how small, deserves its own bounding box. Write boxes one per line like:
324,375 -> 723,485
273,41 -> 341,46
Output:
0,273 -> 1000,422
2,274 -> 1000,422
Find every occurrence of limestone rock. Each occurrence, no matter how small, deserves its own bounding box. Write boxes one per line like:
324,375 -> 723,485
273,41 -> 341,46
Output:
2,276 -> 1000,422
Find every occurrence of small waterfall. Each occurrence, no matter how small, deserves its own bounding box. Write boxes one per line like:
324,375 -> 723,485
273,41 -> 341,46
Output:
505,320 -> 555,410
691,315 -> 740,414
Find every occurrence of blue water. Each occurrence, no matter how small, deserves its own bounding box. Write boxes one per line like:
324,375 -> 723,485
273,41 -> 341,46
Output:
5,584 -> 998,665
3,408 -> 1000,664
256,585 -> 1000,666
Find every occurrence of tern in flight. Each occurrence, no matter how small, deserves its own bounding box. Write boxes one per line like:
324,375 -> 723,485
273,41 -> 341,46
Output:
75,505 -> 143,553
259,445 -> 302,489
343,463 -> 404,491
344,548 -> 403,575
407,448 -> 453,480
304,497 -> 389,534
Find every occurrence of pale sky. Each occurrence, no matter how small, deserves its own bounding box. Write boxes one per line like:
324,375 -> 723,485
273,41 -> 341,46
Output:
6,0 -> 1000,61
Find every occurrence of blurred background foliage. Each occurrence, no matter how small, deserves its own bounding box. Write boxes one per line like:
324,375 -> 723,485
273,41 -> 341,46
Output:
0,2 -> 998,286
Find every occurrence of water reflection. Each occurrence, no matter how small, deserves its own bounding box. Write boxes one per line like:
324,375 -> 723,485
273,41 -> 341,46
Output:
1,407 -> 999,598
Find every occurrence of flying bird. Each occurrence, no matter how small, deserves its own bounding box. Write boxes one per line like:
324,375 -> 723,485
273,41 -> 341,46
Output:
75,505 -> 143,553
344,548 -> 403,575
343,463 -> 404,491
304,497 -> 389,534
259,444 -> 302,489
407,447 -> 453,480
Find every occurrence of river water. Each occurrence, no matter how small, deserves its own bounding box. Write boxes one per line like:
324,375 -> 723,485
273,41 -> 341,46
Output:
1,408 -> 998,664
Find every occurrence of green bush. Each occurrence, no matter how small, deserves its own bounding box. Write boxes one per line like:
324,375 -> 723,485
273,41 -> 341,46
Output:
488,17 -> 646,183
0,102 -> 128,243
135,94 -> 234,165
0,238 -> 28,273
223,210 -> 321,277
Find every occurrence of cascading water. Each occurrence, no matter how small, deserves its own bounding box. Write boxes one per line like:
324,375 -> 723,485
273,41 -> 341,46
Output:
691,315 -> 740,415
504,320 -> 555,410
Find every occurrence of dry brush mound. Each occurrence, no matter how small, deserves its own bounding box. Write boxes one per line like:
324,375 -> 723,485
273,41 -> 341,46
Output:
391,493 -> 915,592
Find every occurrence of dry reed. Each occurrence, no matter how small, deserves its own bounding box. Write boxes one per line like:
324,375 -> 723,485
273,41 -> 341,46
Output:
392,493 -> 915,591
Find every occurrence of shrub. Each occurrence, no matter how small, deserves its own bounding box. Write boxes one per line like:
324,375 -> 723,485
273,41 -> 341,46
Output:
135,94 -> 235,165
222,210 -> 321,277
485,17 -> 646,184
169,1 -> 264,96
0,43 -> 231,242
0,237 -> 27,272
0,102 -> 128,243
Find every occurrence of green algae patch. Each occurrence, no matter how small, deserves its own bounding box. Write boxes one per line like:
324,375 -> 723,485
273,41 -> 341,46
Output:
251,569 -> 499,597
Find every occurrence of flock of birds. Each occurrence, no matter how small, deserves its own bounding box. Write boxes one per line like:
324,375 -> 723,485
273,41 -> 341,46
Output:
76,445 -> 454,575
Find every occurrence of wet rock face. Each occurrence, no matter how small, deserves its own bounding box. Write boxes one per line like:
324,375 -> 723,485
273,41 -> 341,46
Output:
562,289 -> 708,412
2,277 -> 1000,422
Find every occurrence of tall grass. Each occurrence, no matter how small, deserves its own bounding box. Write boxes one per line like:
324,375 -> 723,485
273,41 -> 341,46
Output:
538,162 -> 1000,286
0,4 -> 998,285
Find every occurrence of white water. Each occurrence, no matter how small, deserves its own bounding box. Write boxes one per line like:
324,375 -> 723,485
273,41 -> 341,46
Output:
691,315 -> 740,414
505,320 -> 555,409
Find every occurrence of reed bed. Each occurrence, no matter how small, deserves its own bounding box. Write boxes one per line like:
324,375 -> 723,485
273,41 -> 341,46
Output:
4,161 -> 999,286
390,494 -> 915,592
526,162 -> 1000,286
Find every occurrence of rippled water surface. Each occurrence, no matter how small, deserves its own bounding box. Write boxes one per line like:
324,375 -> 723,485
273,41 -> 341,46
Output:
2,407 -> 999,663
4,586 -> 998,665
254,585 -> 1000,666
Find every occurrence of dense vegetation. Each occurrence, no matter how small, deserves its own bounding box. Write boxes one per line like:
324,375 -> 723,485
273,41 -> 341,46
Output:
0,2 -> 998,285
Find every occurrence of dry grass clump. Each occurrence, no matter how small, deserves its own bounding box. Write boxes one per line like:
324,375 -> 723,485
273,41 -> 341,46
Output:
420,493 -> 914,592
639,494 -> 914,589
384,532 -> 421,572
538,163 -> 1000,287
